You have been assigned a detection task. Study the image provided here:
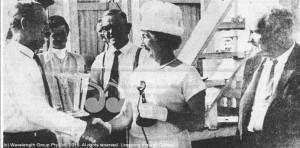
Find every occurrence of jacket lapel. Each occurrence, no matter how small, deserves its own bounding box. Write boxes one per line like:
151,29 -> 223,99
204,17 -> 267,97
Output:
238,57 -> 266,138
266,43 -> 300,116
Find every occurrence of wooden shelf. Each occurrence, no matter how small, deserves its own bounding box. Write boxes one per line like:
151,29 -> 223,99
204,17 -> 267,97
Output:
218,22 -> 245,30
199,52 -> 246,59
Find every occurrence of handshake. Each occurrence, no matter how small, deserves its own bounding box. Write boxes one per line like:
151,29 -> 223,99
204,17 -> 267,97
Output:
80,118 -> 112,143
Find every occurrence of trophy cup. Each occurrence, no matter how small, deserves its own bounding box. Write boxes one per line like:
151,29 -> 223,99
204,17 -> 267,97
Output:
55,73 -> 90,117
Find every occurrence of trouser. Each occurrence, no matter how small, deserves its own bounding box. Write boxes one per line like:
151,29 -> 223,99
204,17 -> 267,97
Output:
3,130 -> 57,148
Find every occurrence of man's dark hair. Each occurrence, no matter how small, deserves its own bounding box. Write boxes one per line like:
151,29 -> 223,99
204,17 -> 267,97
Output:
48,15 -> 70,33
150,31 -> 182,50
10,1 -> 43,30
97,9 -> 127,24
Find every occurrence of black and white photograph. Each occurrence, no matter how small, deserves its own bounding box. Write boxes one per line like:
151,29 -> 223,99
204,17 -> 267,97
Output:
1,0 -> 300,148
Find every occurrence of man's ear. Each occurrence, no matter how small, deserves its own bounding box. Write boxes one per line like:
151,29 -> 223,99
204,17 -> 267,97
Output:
126,23 -> 132,34
20,17 -> 30,30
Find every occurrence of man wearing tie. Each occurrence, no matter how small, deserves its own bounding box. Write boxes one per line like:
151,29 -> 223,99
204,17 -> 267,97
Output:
3,1 -> 111,146
89,9 -> 149,145
238,7 -> 300,147
90,9 -> 149,120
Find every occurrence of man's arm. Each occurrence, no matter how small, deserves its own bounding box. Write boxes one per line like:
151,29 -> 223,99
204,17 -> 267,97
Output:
4,64 -> 109,143
107,99 -> 133,132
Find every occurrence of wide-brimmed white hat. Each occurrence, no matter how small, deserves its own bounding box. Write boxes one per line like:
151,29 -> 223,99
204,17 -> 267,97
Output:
140,0 -> 184,36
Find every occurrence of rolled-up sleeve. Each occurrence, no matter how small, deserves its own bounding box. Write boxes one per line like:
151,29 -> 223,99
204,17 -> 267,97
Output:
182,67 -> 206,102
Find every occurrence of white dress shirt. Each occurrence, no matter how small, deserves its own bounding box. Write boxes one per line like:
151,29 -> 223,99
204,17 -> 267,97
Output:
91,42 -> 149,90
248,42 -> 295,132
3,41 -> 87,142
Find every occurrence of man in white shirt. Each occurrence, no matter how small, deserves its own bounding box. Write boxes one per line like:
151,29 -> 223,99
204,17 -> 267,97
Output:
39,15 -> 85,108
3,1 -> 111,146
89,9 -> 149,120
88,9 -> 149,146
238,7 -> 300,147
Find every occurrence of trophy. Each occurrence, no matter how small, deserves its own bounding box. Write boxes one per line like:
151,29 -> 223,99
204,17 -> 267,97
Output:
136,81 -> 157,127
55,73 -> 90,117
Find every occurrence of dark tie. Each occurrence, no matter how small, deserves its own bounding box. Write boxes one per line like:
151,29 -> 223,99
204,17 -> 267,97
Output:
109,50 -> 122,84
108,50 -> 122,98
33,54 -> 53,107
266,59 -> 278,95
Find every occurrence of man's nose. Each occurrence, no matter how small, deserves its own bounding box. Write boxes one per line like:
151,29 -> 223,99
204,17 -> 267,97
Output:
248,33 -> 254,43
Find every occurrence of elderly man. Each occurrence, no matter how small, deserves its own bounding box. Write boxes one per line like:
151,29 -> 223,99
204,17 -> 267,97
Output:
238,7 -> 300,148
39,15 -> 85,109
3,1 -> 111,146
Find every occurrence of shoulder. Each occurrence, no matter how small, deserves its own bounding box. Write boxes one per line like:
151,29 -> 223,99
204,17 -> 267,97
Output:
244,55 -> 263,74
170,59 -> 198,73
91,51 -> 107,68
38,51 -> 50,60
68,52 -> 84,60
94,51 -> 106,62
293,42 -> 300,59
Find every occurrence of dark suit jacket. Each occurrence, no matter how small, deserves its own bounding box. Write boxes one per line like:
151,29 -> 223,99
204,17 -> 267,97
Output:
238,43 -> 300,148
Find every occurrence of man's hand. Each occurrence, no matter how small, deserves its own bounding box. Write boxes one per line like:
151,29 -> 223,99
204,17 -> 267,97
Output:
80,118 -> 112,143
139,103 -> 168,121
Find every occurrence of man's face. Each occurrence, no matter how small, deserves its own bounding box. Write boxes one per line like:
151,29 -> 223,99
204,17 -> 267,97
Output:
97,15 -> 129,49
248,29 -> 262,48
249,25 -> 280,57
50,25 -> 68,49
25,5 -> 49,50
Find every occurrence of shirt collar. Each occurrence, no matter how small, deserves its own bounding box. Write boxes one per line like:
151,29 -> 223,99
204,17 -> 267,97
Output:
275,41 -> 295,64
108,41 -> 132,55
10,40 -> 35,59
49,47 -> 67,59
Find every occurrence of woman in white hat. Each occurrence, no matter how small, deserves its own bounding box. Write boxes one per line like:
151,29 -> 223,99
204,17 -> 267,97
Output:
106,1 -> 206,147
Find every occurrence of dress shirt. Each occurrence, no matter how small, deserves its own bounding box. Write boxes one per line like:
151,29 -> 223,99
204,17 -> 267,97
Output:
91,42 -> 149,91
248,42 -> 295,132
3,41 -> 86,142
38,48 -> 85,107
51,48 -> 67,60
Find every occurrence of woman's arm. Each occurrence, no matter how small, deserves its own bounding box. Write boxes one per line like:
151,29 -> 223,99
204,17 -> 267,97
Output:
166,90 -> 206,131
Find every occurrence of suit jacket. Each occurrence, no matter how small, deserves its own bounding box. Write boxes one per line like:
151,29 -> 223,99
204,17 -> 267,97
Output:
238,43 -> 300,148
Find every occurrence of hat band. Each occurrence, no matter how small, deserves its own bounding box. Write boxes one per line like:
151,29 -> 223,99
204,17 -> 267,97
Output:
140,21 -> 184,36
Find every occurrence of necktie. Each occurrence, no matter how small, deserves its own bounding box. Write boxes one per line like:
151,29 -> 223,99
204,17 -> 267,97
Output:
108,50 -> 121,98
110,50 -> 122,84
266,59 -> 278,96
33,54 -> 53,107
249,59 -> 278,131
